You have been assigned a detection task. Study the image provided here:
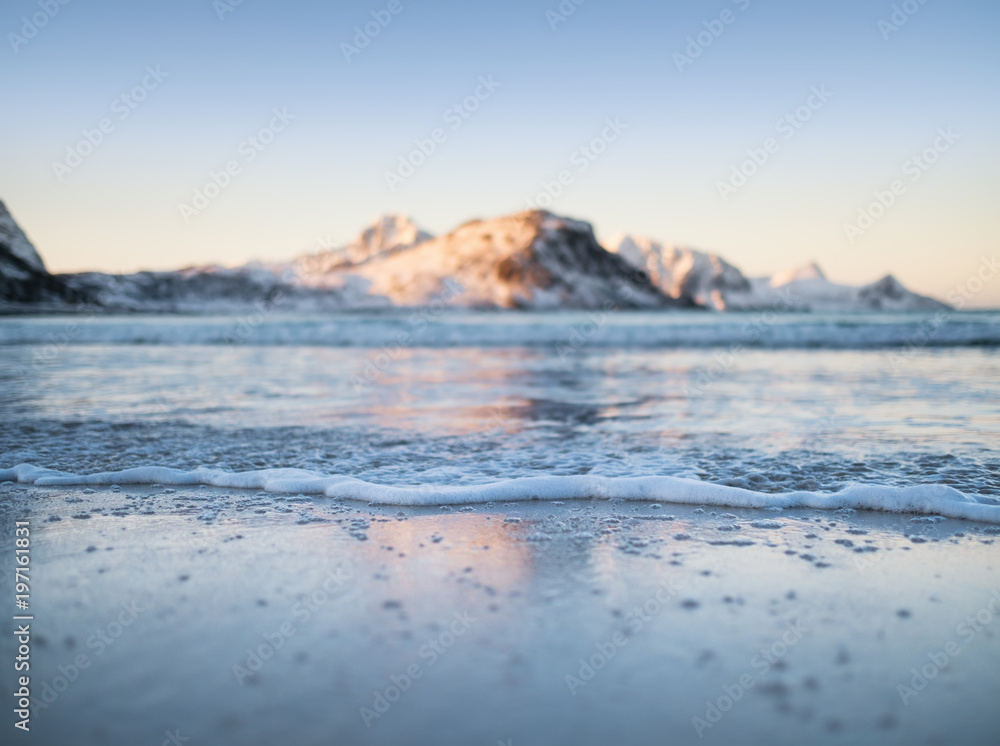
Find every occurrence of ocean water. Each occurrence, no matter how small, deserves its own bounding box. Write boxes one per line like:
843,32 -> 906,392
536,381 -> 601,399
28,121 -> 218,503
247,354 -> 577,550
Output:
4,310 -> 1000,746
2,311 -> 999,520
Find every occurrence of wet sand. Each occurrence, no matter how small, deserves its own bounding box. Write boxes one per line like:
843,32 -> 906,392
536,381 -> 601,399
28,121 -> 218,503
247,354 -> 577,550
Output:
2,481 -> 999,746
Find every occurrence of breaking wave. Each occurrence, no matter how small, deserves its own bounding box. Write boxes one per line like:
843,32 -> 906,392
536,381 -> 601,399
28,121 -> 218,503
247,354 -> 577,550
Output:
4,463 -> 999,523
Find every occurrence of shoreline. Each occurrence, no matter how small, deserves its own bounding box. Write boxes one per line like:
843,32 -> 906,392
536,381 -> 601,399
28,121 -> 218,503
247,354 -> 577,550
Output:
4,463 -> 1000,523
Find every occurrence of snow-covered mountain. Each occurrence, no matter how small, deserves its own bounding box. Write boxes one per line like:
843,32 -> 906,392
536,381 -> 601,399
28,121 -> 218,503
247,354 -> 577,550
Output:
54,211 -> 672,312
0,200 -> 951,313
607,235 -> 749,311
607,236 -> 948,312
769,261 -> 826,287
344,211 -> 671,309
283,214 -> 432,284
55,216 -> 432,312
0,200 -> 90,307
726,272 -> 949,312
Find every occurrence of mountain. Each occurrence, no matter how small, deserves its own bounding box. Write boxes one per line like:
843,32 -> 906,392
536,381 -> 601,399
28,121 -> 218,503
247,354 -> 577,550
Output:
1,201 -> 950,313
343,211 -> 673,309
63,266 -> 287,313
285,214 -> 432,284
64,210 -> 672,312
608,235 -> 948,313
725,271 -> 949,312
770,261 -> 825,287
856,274 -> 950,311
0,200 -> 90,307
56,215 -> 432,312
607,235 -> 749,311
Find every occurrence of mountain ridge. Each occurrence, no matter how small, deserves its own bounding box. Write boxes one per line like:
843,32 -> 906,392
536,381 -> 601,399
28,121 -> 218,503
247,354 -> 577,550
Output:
0,202 -> 950,313
606,235 -> 947,312
342,210 -> 674,309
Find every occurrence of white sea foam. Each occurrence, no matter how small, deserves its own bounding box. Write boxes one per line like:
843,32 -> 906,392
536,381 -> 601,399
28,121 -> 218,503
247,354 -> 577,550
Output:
3,463 -> 998,523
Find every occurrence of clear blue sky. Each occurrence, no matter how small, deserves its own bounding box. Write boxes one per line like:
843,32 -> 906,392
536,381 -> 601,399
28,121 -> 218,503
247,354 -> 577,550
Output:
1,0 -> 998,305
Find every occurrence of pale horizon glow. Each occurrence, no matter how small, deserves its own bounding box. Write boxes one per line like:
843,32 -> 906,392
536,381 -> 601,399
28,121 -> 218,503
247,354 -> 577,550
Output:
1,0 -> 998,307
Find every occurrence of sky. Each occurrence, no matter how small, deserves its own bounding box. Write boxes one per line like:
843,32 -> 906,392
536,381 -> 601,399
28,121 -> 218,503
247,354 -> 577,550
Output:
1,0 -> 998,306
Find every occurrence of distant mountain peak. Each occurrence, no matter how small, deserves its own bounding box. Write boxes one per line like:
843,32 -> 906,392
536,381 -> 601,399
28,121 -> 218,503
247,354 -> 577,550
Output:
346,210 -> 674,309
0,199 -> 46,274
355,213 -> 432,259
293,214 -> 432,277
606,234 -> 946,312
606,234 -> 749,310
858,274 -> 907,302
770,261 -> 826,287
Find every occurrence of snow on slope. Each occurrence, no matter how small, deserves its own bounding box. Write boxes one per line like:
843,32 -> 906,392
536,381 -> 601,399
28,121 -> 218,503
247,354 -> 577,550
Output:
607,235 -> 749,310
285,214 -> 432,285
770,262 -> 826,287
345,211 -> 675,309
2,200 -> 952,313
57,215 -> 433,311
608,236 -> 949,312
723,273 -> 949,312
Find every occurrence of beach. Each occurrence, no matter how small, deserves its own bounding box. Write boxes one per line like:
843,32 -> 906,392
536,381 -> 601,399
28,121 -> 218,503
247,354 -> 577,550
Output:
1,311 -> 999,744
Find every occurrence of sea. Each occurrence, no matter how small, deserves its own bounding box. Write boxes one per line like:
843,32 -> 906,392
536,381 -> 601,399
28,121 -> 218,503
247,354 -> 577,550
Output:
1,309 -> 999,520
